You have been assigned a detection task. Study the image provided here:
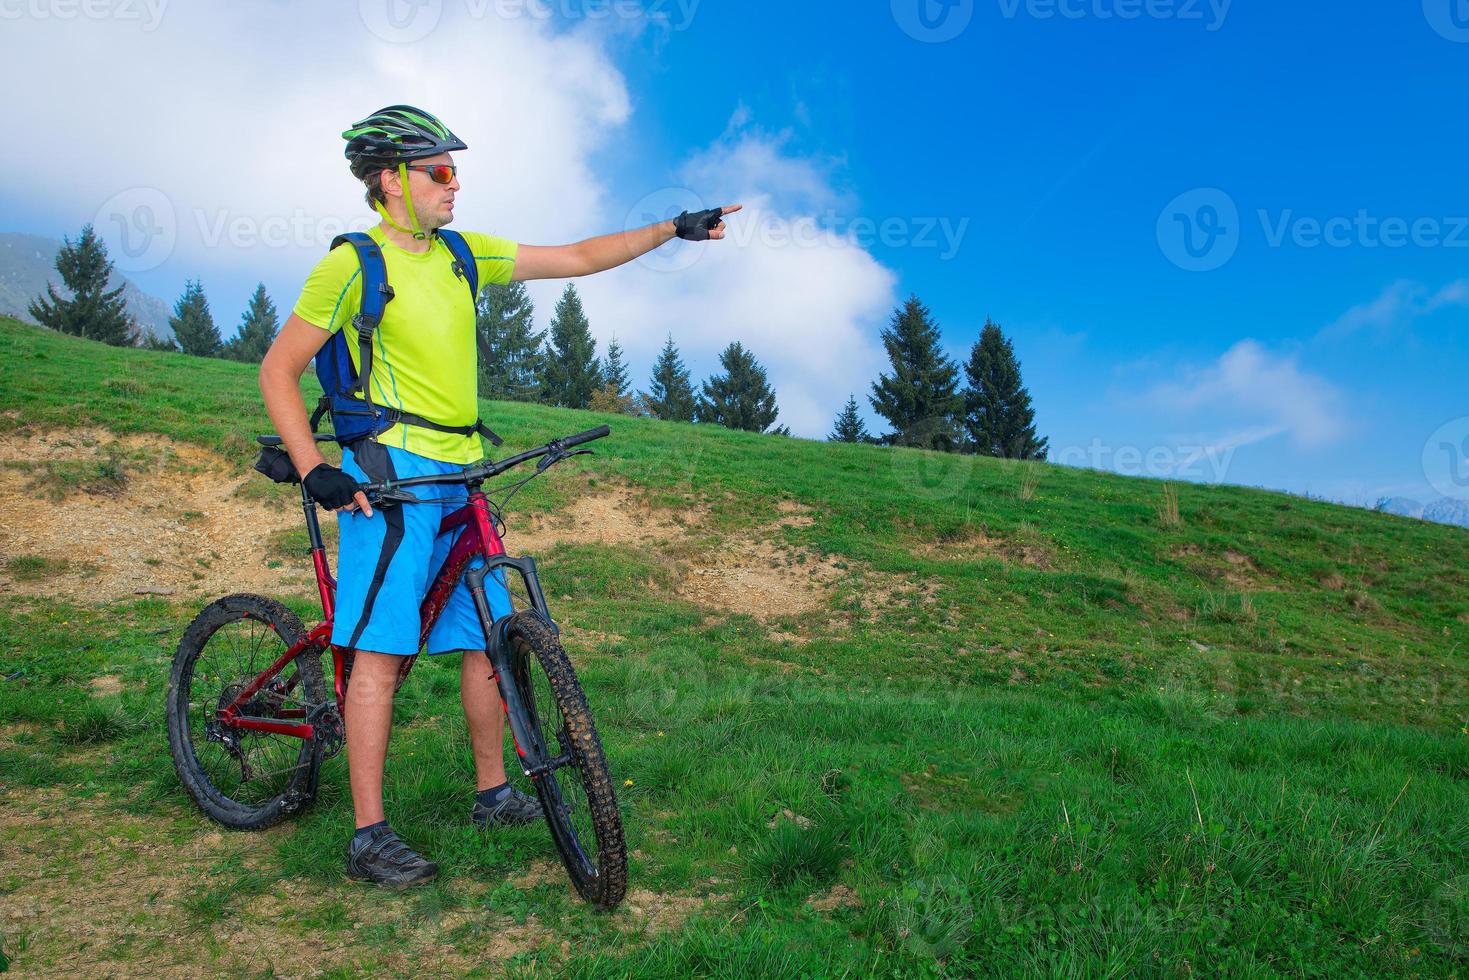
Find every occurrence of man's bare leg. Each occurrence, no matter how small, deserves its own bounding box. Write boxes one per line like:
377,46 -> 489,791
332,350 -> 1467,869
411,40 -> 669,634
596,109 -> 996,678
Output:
343,650 -> 403,829
460,648 -> 509,791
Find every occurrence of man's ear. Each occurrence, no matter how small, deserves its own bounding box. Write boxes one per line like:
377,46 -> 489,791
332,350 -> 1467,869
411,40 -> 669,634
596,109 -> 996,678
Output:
379,166 -> 402,199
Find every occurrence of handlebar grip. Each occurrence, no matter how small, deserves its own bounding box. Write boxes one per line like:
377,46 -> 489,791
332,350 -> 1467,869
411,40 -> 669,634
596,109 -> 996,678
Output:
562,424 -> 610,448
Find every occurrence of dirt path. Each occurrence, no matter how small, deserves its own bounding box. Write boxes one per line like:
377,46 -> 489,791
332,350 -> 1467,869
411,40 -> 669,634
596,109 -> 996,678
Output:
0,428 -> 870,629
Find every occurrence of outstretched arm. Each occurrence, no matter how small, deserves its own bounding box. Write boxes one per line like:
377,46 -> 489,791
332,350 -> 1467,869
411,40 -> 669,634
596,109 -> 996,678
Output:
512,204 -> 741,281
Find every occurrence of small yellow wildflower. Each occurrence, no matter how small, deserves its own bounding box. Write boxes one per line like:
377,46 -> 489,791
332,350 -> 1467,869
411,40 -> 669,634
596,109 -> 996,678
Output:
624,779 -> 634,786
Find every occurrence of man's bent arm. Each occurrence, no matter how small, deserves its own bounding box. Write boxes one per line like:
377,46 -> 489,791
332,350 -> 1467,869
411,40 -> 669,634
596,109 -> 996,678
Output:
259,314 -> 335,478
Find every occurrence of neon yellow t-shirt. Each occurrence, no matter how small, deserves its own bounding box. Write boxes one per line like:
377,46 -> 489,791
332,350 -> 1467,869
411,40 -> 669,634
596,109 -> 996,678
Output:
293,224 -> 518,464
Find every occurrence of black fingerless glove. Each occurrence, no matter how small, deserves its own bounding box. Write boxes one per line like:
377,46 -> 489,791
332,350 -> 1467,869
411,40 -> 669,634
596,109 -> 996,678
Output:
303,463 -> 361,510
673,207 -> 724,241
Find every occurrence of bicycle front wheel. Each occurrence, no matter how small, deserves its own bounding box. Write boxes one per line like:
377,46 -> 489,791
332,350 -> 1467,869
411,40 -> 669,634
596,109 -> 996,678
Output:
505,611 -> 627,909
166,594 -> 328,830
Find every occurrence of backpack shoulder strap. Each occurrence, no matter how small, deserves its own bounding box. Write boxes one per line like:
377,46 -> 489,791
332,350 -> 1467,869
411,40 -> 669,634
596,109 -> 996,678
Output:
435,229 -> 480,300
329,232 -> 394,408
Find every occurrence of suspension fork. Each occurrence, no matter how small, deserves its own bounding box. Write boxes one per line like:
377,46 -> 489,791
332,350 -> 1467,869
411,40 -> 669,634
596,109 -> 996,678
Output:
465,557 -> 560,778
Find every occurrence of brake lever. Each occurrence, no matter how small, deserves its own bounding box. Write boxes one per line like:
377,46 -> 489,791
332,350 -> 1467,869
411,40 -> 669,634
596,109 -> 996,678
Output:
368,487 -> 423,508
536,447 -> 595,473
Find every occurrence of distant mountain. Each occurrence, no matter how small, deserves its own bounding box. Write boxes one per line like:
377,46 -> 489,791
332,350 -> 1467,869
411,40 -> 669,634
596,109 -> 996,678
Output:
1374,495 -> 1469,529
1376,497 -> 1424,519
1422,498 -> 1469,529
0,232 -> 173,343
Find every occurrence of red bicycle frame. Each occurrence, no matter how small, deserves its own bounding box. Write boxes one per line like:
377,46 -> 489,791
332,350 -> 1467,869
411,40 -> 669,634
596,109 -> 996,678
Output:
215,483 -> 554,743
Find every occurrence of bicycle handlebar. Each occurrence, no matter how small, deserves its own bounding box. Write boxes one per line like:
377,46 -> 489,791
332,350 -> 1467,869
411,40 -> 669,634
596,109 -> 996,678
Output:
358,424 -> 610,501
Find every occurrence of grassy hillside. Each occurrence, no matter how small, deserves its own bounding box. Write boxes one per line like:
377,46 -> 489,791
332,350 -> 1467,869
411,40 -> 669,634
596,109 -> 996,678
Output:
1,316 -> 1466,976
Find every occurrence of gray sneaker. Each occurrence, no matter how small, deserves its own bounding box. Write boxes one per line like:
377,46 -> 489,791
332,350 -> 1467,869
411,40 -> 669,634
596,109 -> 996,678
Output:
472,785 -> 542,828
345,825 -> 439,889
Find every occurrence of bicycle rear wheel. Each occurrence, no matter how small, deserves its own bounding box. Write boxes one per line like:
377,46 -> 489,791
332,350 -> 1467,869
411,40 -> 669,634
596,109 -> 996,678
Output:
505,611 -> 627,909
166,594 -> 329,830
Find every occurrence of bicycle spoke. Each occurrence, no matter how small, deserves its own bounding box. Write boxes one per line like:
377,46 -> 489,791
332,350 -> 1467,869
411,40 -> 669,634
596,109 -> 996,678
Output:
183,617 -> 315,806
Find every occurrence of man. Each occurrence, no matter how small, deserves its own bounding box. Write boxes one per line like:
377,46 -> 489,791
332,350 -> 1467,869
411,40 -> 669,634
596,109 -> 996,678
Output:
259,105 -> 738,888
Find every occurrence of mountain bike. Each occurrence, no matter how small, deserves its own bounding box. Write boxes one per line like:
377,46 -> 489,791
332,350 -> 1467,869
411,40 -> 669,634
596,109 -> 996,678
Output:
164,425 -> 627,909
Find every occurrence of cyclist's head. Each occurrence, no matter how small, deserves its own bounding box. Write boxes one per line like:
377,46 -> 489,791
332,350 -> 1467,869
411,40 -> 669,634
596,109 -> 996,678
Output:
343,105 -> 466,239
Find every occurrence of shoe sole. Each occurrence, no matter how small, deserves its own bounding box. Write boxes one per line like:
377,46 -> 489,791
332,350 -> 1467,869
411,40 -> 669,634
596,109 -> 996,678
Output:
345,867 -> 439,890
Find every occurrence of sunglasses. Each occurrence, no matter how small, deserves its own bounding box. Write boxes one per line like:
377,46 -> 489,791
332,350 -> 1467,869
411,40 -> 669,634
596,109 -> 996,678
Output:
404,163 -> 457,185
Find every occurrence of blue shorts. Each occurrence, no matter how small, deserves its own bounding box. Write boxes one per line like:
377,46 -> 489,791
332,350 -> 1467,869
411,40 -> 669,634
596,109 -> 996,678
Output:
330,442 -> 513,656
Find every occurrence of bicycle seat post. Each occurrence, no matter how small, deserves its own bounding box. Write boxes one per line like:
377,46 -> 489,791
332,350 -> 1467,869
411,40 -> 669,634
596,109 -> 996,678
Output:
299,482 -> 336,619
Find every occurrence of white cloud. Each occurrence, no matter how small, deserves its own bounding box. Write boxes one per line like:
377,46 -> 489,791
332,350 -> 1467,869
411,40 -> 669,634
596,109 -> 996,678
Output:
530,114 -> 896,437
3,2 -> 630,286
1320,278 -> 1469,340
1143,340 -> 1347,449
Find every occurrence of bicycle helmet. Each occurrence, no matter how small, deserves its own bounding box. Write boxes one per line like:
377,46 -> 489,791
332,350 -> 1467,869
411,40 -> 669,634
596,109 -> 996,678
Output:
343,105 -> 467,239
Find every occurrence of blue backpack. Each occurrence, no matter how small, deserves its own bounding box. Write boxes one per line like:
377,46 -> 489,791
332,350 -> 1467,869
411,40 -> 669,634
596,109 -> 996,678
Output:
309,229 -> 502,448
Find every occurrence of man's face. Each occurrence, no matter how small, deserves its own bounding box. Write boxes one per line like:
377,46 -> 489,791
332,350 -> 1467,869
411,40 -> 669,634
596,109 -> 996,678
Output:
384,151 -> 459,229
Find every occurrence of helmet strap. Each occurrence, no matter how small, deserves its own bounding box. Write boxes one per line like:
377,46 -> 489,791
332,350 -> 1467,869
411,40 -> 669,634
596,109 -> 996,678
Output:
373,164 -> 428,240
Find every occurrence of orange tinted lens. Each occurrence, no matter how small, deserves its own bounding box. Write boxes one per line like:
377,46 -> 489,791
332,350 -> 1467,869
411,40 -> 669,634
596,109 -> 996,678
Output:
430,165 -> 455,184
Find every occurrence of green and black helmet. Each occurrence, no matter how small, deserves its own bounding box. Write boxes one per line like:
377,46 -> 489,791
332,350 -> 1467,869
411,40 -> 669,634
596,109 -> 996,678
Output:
342,104 -> 467,178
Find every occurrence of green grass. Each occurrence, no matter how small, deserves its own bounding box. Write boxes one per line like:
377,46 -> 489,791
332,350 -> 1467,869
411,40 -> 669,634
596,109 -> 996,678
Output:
0,316 -> 1467,976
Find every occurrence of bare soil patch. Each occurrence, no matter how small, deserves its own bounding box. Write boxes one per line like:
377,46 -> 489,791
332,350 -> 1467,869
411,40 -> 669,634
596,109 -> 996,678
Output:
506,482 -> 709,555
0,785 -> 559,977
911,528 -> 1054,569
0,429 -> 316,605
677,538 -> 848,621
87,674 -> 124,697
808,883 -> 862,913
620,887 -> 730,934
1174,544 -> 1268,590
0,429 -> 868,633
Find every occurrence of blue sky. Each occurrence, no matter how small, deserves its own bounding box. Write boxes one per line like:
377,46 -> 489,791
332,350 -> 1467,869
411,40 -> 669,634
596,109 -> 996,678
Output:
5,1 -> 1467,505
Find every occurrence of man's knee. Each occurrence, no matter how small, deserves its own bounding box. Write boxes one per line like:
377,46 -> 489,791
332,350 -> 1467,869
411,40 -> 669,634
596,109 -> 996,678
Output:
346,650 -> 406,707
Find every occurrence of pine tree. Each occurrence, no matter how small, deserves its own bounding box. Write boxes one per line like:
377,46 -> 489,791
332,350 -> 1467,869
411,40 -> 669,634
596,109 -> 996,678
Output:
644,334 -> 696,422
695,341 -> 780,433
963,318 -> 1048,459
224,283 -> 279,363
170,280 -> 222,358
602,335 -> 630,396
475,280 -> 544,401
540,283 -> 600,409
868,294 -> 962,451
829,394 -> 871,443
27,224 -> 137,346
